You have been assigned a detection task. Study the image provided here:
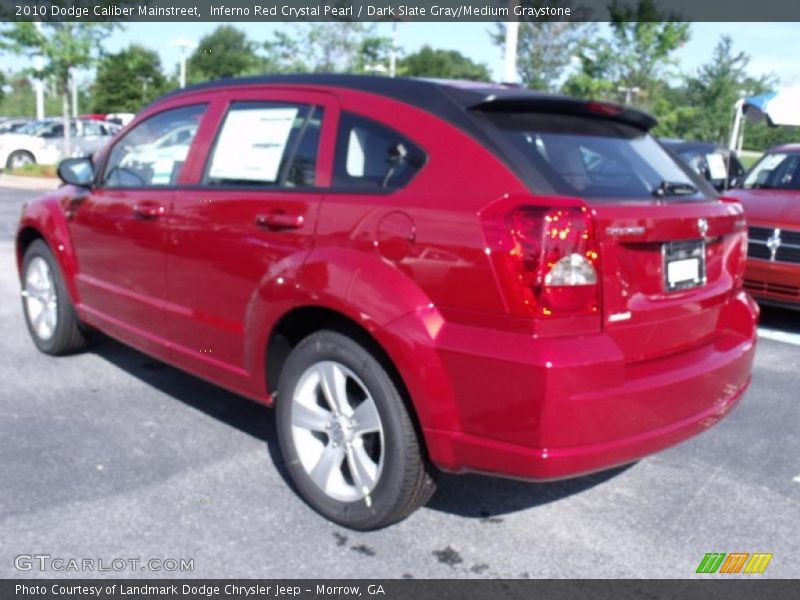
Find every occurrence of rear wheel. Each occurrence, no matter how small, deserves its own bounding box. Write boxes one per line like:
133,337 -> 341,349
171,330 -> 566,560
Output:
276,330 -> 435,530
7,150 -> 35,170
21,240 -> 89,355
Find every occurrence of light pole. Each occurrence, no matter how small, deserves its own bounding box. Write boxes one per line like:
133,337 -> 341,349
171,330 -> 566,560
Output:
34,21 -> 45,119
170,38 -> 197,89
389,22 -> 398,78
503,1 -> 520,83
138,75 -> 152,100
617,85 -> 640,105
71,69 -> 78,118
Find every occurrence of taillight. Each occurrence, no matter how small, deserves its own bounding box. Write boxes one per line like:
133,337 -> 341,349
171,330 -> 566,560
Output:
481,198 -> 600,318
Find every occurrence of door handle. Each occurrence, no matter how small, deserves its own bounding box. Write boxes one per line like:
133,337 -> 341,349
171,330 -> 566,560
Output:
255,211 -> 304,230
132,202 -> 165,220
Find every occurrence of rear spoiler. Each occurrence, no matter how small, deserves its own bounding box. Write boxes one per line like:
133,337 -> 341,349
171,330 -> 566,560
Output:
447,88 -> 658,132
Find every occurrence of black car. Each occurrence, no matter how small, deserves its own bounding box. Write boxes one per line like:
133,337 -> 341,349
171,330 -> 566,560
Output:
661,139 -> 745,192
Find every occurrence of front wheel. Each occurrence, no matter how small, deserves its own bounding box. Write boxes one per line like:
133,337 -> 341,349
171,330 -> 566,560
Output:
21,240 -> 89,355
276,330 -> 435,530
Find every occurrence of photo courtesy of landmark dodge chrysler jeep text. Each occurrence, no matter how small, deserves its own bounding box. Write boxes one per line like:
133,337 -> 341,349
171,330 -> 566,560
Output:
16,75 -> 758,529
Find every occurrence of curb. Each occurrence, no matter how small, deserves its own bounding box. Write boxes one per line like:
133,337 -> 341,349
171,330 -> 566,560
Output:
0,174 -> 60,191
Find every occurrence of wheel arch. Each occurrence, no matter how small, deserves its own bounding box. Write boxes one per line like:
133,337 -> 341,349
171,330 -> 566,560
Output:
6,148 -> 37,168
263,300 -> 460,457
16,197 -> 81,307
266,305 -> 416,420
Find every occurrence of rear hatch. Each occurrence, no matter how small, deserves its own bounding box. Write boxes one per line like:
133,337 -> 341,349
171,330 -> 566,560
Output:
471,99 -> 748,360
593,201 -> 746,361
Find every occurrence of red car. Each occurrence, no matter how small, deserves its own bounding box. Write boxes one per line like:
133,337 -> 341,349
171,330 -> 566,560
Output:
16,75 -> 757,529
729,145 -> 800,308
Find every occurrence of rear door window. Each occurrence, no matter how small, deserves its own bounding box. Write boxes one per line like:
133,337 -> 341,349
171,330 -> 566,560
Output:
483,112 -> 707,199
203,102 -> 322,188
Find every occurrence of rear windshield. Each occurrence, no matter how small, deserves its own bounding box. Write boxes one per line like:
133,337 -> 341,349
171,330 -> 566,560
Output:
482,112 -> 708,199
743,152 -> 800,190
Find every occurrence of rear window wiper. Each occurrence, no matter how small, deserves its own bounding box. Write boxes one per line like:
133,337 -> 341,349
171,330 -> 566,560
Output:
652,180 -> 697,197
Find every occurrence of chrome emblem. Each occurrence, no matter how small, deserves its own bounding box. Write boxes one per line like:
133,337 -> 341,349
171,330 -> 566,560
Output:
697,218 -> 709,237
766,228 -> 782,260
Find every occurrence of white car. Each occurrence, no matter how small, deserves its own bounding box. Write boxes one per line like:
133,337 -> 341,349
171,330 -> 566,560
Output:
0,119 -> 118,170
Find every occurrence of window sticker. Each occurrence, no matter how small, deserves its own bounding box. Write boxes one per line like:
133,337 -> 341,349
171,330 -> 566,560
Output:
706,153 -> 728,180
209,107 -> 298,182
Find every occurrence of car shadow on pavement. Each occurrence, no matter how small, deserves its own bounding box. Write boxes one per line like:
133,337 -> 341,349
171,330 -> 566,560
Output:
90,332 -> 633,520
89,332 -> 291,482
427,465 -> 633,520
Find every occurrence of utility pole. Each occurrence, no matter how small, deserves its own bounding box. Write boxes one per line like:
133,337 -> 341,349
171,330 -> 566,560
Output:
34,21 -> 45,119
389,21 -> 398,78
503,1 -> 520,83
170,38 -> 197,88
71,69 -> 78,118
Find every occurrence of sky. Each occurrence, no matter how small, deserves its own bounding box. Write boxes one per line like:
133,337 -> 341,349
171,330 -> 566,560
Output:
3,21 -> 800,89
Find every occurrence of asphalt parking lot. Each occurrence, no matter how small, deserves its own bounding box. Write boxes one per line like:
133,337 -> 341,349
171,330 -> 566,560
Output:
1,186 -> 798,579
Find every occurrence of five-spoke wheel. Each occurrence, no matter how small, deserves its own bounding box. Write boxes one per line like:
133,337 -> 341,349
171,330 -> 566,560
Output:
21,240 -> 89,355
276,330 -> 436,530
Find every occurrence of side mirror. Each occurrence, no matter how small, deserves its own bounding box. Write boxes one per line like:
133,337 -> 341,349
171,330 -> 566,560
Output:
57,157 -> 94,188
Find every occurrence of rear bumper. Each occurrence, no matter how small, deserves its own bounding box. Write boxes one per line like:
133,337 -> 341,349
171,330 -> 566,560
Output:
745,259 -> 800,308
418,291 -> 757,480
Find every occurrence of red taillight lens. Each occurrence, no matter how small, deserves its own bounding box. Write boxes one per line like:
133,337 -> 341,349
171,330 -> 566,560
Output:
481,199 -> 600,318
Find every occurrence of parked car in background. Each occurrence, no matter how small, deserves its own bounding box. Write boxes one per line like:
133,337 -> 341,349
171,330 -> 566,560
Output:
726,144 -> 800,309
79,113 -> 108,121
661,139 -> 746,192
0,118 -> 119,170
17,75 -> 757,529
106,112 -> 136,126
0,117 -> 32,135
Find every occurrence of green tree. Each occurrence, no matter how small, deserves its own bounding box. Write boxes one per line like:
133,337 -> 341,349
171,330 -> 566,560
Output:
606,0 -> 690,103
681,36 -> 764,144
398,45 -> 491,81
493,21 -> 593,91
188,26 -> 260,82
1,21 -> 115,155
563,0 -> 689,107
92,44 -> 168,113
0,71 -> 6,105
353,35 -> 394,75
262,31 -> 309,73
0,72 -> 62,117
561,41 -> 618,99
263,24 -> 393,75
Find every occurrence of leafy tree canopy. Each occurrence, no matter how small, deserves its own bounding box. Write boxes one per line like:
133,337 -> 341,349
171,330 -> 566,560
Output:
92,44 -> 168,113
399,45 -> 490,81
188,25 -> 261,82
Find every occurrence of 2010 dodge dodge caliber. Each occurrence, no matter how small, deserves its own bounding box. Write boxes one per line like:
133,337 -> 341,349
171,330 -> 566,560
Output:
16,75 -> 758,529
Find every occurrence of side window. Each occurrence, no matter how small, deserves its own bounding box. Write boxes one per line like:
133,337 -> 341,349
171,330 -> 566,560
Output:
333,112 -> 425,191
102,104 -> 206,188
83,121 -> 104,137
203,102 -> 322,187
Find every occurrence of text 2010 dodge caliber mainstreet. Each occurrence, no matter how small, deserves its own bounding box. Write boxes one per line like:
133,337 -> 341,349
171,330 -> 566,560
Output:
16,75 -> 758,529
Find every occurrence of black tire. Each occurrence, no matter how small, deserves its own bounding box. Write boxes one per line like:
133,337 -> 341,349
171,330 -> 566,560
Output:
276,330 -> 436,530
21,239 -> 89,355
7,150 -> 35,170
